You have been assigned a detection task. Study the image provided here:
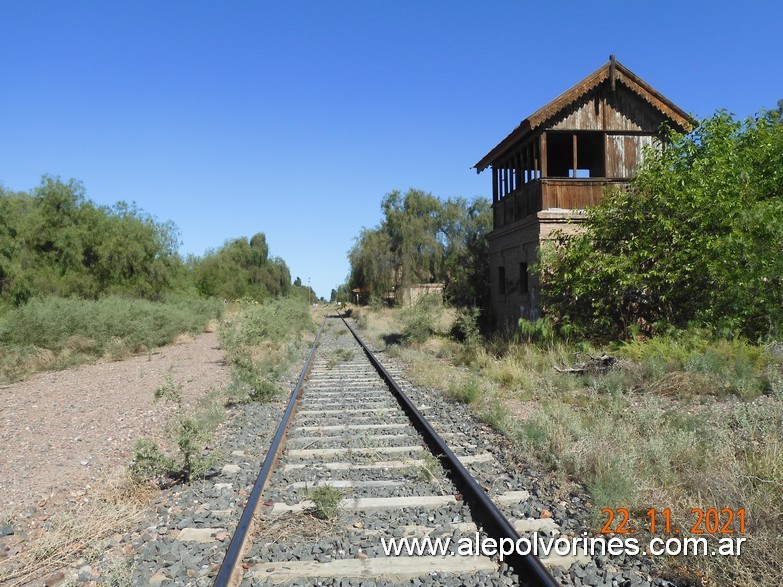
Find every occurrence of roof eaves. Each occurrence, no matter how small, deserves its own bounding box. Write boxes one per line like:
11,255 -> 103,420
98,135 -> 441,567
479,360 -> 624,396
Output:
526,62 -> 610,129
473,119 -> 532,172
473,62 -> 611,172
473,59 -> 696,173
614,62 -> 697,130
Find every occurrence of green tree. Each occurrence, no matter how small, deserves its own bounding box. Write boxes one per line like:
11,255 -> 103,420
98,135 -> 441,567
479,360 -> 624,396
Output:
382,189 -> 444,287
441,197 -> 491,307
193,233 -> 291,301
0,188 -> 32,304
348,228 -> 395,298
542,108 -> 783,340
347,189 -> 491,307
1,176 -> 183,303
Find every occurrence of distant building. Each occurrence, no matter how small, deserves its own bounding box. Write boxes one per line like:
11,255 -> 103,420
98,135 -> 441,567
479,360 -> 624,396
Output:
399,283 -> 444,307
474,56 -> 695,325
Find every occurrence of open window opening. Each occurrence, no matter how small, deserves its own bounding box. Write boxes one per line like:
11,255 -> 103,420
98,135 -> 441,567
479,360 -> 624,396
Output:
519,262 -> 528,294
498,266 -> 506,296
546,131 -> 606,178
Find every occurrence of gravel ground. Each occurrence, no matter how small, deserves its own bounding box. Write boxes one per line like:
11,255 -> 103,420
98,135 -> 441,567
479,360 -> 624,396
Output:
0,332 -> 231,586
367,339 -> 676,587
1,316 -> 681,586
0,332 -> 230,514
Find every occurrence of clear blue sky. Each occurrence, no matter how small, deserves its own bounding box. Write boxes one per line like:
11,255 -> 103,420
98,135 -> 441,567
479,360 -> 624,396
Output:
1,1 -> 780,299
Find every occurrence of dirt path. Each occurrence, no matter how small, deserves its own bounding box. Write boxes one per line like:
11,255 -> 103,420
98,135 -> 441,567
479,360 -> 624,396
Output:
0,332 -> 230,516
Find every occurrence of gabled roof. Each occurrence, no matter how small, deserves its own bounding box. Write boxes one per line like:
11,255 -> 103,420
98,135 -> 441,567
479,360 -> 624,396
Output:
473,58 -> 697,172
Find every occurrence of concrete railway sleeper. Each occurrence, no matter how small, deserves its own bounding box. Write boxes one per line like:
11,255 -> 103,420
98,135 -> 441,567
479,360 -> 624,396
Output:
214,316 -> 561,587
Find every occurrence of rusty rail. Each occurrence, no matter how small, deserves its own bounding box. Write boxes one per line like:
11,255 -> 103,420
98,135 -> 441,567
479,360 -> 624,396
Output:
212,317 -> 326,587
338,312 -> 560,587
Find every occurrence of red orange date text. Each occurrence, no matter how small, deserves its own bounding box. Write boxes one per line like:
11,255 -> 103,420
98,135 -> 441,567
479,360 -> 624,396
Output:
600,508 -> 745,535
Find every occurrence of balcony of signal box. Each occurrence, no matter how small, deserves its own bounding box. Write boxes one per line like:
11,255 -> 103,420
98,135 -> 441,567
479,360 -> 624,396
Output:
491,131 -> 631,230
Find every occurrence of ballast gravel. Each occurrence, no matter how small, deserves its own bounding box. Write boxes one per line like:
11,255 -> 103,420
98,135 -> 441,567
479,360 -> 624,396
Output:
75,316 -> 679,587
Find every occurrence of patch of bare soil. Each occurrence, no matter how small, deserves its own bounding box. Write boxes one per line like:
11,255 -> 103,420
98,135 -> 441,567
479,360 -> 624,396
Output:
0,332 -> 230,516
504,398 -> 535,421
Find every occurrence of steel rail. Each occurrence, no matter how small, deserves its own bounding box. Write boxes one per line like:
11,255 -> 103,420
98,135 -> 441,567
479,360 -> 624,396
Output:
338,312 -> 560,587
213,317 -> 326,587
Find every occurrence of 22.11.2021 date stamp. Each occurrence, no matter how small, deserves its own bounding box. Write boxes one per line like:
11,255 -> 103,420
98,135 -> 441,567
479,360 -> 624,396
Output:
601,507 -> 746,535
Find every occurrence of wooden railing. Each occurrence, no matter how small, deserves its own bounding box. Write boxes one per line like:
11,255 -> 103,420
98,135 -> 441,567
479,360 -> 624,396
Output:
492,178 -> 629,229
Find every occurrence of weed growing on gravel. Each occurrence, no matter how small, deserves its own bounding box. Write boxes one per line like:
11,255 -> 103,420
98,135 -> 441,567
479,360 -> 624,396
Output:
349,432 -> 379,450
306,485 -> 344,520
131,375 -> 222,483
404,453 -> 442,482
131,418 -> 218,483
326,348 -> 354,368
129,439 -> 174,480
96,557 -> 135,587
153,371 -> 183,405
172,416 -> 219,482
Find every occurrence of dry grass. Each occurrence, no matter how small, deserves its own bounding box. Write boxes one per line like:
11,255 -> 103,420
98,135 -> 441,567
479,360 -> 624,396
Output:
350,306 -> 397,343
353,306 -> 783,587
0,346 -> 56,381
253,511 -> 342,543
0,472 -> 154,587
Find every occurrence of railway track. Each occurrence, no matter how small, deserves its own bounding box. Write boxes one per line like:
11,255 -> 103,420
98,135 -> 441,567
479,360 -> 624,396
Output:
213,314 -> 571,586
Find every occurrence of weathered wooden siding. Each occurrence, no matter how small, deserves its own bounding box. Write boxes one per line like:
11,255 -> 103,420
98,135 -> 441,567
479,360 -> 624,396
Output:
493,181 -> 542,228
549,94 -> 604,131
541,179 -> 605,209
549,84 -> 667,132
492,179 -> 631,229
606,134 -> 657,178
604,84 -> 668,131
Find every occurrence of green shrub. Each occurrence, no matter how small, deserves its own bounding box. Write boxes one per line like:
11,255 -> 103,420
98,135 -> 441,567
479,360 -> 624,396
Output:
356,312 -> 369,329
400,295 -> 443,344
227,296 -> 312,347
129,439 -> 173,481
133,373 -> 221,483
173,416 -> 217,482
540,110 -> 783,341
517,317 -> 556,348
220,296 -> 315,404
130,415 -> 217,484
306,485 -> 343,520
0,295 -> 222,380
452,307 -> 482,346
247,378 -> 279,403
154,372 -> 183,405
617,328 -> 771,398
0,295 -> 221,353
448,376 -> 481,404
